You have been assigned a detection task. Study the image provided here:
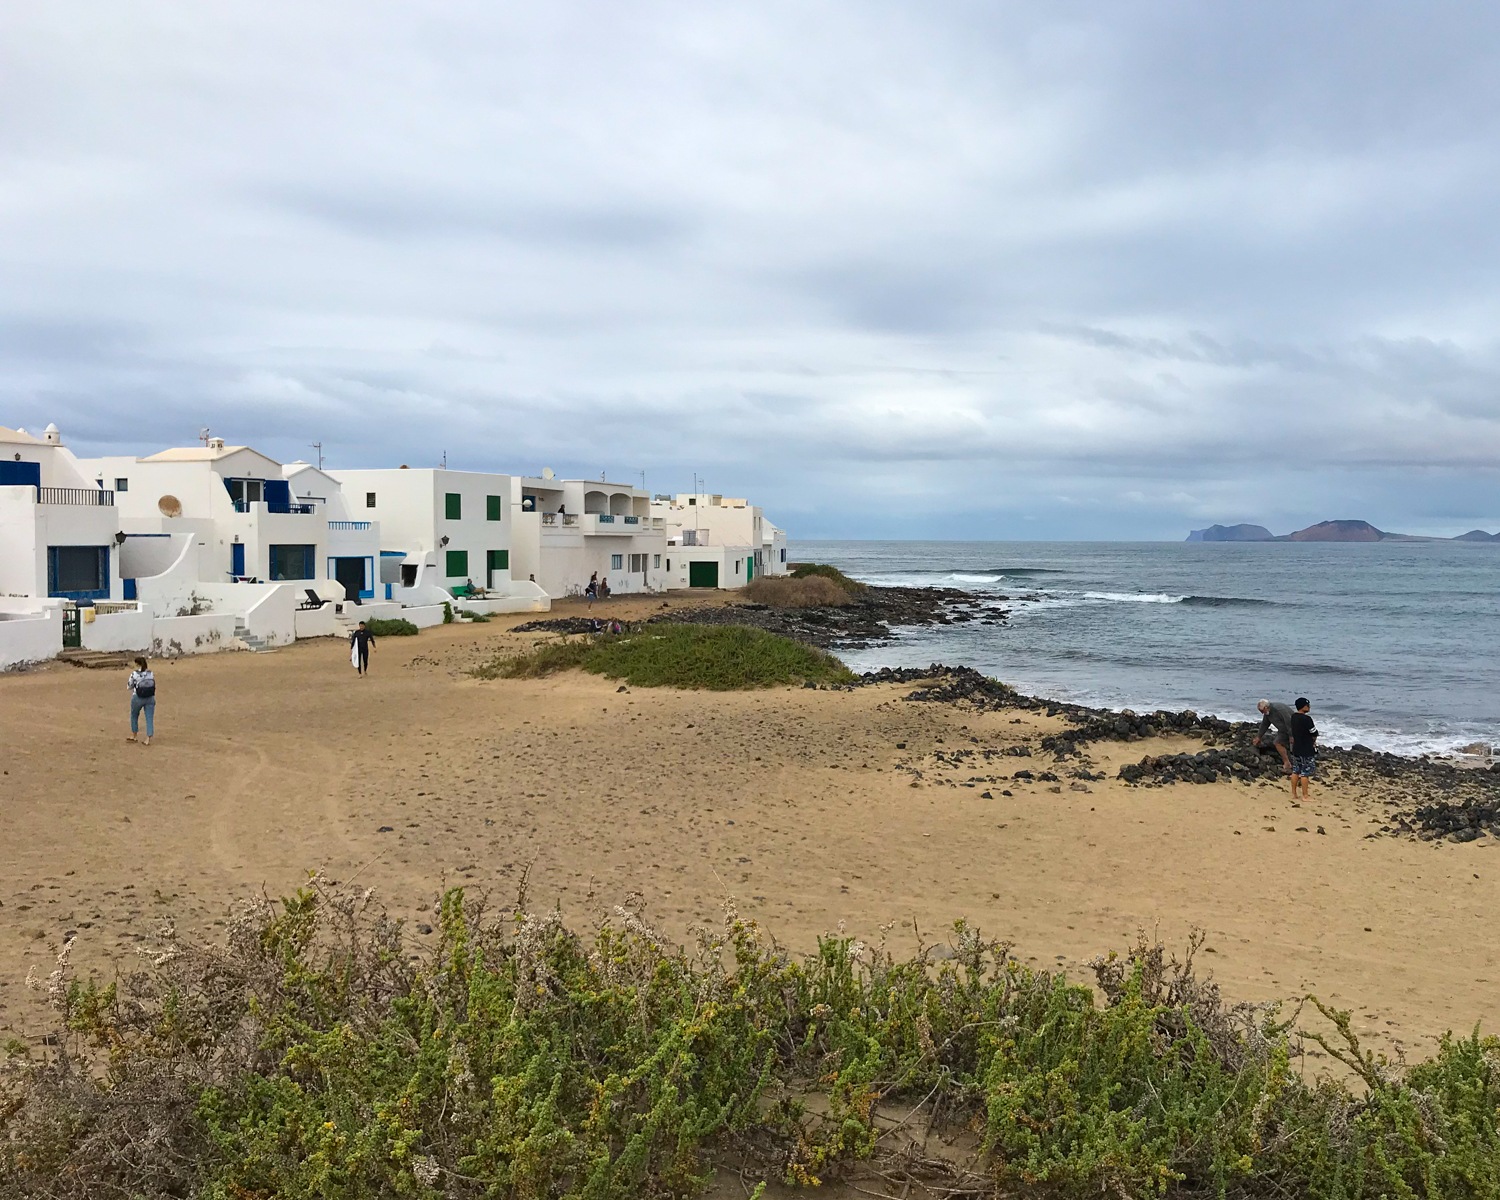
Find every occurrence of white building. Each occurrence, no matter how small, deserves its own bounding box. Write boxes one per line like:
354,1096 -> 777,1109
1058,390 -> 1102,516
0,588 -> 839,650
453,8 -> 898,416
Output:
283,462 -> 384,601
510,475 -> 669,598
329,466 -> 544,610
0,423 -> 124,606
651,493 -> 790,590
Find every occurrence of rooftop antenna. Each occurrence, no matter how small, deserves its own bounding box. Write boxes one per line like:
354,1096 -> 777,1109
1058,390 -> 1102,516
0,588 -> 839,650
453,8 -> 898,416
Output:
198,426 -> 212,447
441,449 -> 448,469
310,441 -> 324,470
638,469 -> 646,492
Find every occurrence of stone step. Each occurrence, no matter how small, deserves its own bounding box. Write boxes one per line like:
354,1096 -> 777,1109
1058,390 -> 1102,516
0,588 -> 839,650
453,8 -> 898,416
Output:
58,649 -> 137,670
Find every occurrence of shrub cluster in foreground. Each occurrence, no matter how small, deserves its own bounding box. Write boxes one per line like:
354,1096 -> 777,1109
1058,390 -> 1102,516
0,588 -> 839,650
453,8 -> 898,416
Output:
474,623 -> 856,690
2,884 -> 1495,1199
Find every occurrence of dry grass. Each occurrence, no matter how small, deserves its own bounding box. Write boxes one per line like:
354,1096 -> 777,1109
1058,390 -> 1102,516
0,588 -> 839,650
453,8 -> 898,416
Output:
744,574 -> 856,608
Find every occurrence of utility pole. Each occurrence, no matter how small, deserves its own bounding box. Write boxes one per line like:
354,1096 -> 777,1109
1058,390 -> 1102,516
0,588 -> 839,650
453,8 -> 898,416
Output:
310,441 -> 324,470
441,450 -> 448,469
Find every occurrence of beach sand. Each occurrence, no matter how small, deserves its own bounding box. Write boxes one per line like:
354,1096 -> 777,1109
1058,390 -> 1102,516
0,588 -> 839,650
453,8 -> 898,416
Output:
2,596 -> 1496,1071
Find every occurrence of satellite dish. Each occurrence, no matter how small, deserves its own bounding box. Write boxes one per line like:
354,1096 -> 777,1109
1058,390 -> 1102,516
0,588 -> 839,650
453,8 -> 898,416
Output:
158,495 -> 182,517
541,467 -> 555,480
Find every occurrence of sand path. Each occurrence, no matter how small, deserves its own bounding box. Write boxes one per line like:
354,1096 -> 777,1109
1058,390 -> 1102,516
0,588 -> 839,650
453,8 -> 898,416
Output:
1,600 -> 1495,1070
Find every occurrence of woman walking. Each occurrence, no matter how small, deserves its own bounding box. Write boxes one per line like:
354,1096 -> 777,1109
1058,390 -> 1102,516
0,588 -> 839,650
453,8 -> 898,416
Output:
126,656 -> 156,745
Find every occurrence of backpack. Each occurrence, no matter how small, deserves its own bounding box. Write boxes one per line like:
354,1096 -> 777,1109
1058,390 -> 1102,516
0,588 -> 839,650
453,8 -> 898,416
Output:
134,671 -> 156,699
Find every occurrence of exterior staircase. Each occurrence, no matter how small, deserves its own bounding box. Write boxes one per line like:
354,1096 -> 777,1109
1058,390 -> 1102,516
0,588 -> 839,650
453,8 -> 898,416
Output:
233,620 -> 274,652
58,648 -> 137,670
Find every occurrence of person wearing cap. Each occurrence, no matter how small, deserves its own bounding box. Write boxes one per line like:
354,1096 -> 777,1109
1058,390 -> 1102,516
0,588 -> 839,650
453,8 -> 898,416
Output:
1255,699 -> 1294,773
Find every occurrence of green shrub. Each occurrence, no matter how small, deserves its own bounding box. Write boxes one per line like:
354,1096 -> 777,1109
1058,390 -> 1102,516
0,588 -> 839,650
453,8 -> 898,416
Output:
744,575 -> 855,608
788,562 -> 867,593
364,618 -> 419,637
459,609 -> 491,623
2,890 -> 1494,1200
473,625 -> 856,690
442,602 -> 454,624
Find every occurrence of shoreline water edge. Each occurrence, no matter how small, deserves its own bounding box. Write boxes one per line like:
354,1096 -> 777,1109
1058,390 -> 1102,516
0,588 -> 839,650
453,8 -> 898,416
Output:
521,580 -> 1500,844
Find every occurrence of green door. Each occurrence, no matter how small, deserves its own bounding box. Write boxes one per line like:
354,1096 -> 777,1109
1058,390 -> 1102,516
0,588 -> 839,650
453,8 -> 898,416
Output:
486,549 -> 509,587
746,557 -> 754,582
688,561 -> 719,588
62,606 -> 81,649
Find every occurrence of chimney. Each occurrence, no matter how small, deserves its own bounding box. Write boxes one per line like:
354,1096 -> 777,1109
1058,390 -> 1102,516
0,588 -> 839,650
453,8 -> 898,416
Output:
42,422 -> 61,445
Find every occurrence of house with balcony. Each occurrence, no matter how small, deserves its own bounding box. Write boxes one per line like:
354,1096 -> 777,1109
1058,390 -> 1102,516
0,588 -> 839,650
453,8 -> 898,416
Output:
0,423 -> 124,606
651,493 -> 790,589
282,461 -> 383,601
329,467 -> 544,611
510,475 -> 668,597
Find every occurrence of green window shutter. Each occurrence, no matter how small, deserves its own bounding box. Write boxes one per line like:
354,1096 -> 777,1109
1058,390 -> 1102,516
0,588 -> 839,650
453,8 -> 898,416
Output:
446,549 -> 468,577
486,495 -> 502,521
487,549 -> 509,571
445,492 -> 462,520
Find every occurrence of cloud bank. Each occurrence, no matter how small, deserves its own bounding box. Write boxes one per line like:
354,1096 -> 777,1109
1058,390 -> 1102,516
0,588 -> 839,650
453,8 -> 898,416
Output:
3,1 -> 1499,538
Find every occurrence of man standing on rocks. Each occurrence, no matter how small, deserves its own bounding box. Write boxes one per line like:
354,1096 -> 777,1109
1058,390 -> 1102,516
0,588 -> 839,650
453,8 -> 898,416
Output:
1255,699 -> 1294,773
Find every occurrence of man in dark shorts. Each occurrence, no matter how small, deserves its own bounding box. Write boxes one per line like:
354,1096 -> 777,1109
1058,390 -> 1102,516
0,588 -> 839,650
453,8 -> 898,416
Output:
1255,699 -> 1294,773
1289,697 -> 1318,799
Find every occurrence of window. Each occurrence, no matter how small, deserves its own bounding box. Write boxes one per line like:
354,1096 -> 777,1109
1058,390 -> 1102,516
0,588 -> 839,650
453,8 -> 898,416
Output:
114,477 -> 129,492
446,549 -> 468,577
688,497 -> 696,505
268,544 -> 315,580
610,554 -> 623,570
366,492 -> 377,508
653,554 -> 660,568
48,546 -> 108,597
734,560 -> 742,573
486,495 -> 502,521
226,478 -> 263,507
629,554 -> 647,572
445,492 -> 462,520
779,548 -> 786,562
666,559 -> 671,572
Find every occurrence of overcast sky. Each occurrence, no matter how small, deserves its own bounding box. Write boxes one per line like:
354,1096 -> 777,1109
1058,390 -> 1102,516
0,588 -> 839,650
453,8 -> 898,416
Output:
4,2 -> 1499,539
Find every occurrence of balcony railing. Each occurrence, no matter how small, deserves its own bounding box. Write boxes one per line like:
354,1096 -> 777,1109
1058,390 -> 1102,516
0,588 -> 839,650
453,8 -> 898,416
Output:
39,487 -> 114,506
623,515 -> 640,524
328,520 -> 371,530
596,513 -> 616,523
541,513 -> 579,527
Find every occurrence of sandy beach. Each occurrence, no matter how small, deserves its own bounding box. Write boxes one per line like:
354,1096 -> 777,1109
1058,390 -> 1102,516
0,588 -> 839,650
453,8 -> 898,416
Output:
2,597 -> 1495,1066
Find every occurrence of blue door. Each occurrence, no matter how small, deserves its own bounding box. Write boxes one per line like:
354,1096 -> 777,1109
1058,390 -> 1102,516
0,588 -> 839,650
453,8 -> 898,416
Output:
231,542 -> 245,577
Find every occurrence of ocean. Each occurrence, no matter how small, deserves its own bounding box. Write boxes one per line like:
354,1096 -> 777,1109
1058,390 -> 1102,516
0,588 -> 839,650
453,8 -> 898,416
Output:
793,539 -> 1500,757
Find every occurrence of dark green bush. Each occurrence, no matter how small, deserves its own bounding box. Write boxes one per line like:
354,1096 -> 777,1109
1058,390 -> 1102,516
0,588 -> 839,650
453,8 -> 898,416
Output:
364,618 -> 419,637
474,624 -> 856,690
2,889 -> 1494,1199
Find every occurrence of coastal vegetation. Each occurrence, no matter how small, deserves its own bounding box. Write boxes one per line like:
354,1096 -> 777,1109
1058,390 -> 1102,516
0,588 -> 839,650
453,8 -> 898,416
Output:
3,882 -> 1495,1199
363,617 -> 420,637
473,624 -> 856,689
744,573 -> 855,607
788,561 -> 868,593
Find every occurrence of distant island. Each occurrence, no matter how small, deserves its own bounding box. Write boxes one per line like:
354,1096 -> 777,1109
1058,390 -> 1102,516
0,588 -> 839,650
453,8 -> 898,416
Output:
1187,519 -> 1499,543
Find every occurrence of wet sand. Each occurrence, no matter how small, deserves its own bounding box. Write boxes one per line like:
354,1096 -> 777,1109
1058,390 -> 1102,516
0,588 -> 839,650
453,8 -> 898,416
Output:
1,596 -> 1495,1068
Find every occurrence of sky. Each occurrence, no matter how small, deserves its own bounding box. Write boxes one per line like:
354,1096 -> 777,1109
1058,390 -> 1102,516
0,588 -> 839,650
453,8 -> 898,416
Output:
3,2 -> 1499,540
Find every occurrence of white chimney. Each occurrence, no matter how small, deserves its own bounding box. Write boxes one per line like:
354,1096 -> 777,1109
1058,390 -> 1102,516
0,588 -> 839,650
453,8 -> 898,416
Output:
42,423 -> 61,445
207,437 -> 226,450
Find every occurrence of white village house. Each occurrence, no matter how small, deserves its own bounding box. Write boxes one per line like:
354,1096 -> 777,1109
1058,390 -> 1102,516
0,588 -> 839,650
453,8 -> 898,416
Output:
651,493 -> 791,590
0,423 -> 127,667
327,466 -> 548,612
509,474 -> 669,598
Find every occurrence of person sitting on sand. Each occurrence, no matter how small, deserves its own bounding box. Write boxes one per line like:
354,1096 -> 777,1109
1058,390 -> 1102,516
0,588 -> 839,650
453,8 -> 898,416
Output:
1289,697 -> 1318,799
1255,699 -> 1295,773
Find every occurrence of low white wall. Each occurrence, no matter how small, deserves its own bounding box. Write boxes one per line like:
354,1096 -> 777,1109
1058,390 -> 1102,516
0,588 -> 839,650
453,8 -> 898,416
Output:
294,605 -> 340,638
344,600 -> 403,622
150,614 -> 237,658
80,606 -> 154,653
0,609 -> 62,671
402,603 -> 449,629
461,588 -> 550,615
243,584 -> 298,648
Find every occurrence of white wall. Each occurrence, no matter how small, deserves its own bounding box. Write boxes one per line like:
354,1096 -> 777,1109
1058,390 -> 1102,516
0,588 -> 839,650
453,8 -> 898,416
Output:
0,487 -> 122,601
0,609 -> 62,671
150,614 -> 237,657
294,605 -> 341,638
80,606 -> 153,653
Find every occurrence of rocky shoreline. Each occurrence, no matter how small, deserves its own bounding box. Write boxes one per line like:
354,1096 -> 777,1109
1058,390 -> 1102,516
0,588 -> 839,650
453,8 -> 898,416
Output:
515,584 -> 1500,846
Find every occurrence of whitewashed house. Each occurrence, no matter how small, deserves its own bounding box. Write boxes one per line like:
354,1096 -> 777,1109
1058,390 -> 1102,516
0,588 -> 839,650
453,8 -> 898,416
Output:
0,423 -> 129,668
282,462 -> 384,602
651,493 -> 789,589
510,475 -> 669,597
329,467 -> 547,611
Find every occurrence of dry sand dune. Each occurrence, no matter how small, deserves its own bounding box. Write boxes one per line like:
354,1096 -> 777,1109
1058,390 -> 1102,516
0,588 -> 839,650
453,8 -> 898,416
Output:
2,596 -> 1496,1070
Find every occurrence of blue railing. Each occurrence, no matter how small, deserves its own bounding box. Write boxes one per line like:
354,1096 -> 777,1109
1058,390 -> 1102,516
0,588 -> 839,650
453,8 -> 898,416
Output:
596,513 -> 616,523
623,515 -> 640,524
328,520 -> 371,530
